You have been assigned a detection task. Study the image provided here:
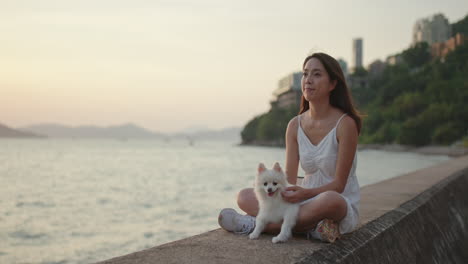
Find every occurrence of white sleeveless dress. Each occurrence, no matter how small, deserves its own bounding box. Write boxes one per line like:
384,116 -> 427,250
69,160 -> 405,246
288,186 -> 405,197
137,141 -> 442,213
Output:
297,113 -> 360,234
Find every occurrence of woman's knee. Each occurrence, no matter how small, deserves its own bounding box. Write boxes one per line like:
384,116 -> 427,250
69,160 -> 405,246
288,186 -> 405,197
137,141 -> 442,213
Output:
316,191 -> 347,217
237,188 -> 258,215
237,188 -> 255,208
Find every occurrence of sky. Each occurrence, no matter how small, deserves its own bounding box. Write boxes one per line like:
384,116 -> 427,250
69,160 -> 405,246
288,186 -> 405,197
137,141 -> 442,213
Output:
1,0 -> 467,133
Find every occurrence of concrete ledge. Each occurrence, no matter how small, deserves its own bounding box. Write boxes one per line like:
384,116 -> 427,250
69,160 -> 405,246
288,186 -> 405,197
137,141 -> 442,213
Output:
97,156 -> 468,264
299,160 -> 468,263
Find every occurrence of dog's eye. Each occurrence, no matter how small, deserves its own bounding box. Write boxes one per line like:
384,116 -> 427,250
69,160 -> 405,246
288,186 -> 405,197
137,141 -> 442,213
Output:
263,182 -> 267,186
273,182 -> 277,186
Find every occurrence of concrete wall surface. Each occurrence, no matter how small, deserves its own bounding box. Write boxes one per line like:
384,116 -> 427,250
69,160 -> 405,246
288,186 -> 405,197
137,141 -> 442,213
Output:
96,155 -> 468,264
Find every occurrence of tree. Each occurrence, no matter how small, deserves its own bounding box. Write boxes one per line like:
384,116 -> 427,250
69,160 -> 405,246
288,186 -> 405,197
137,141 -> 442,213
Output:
401,42 -> 431,68
452,14 -> 468,36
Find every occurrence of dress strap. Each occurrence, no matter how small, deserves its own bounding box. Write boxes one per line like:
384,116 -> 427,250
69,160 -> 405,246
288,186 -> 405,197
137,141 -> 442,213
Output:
335,114 -> 347,128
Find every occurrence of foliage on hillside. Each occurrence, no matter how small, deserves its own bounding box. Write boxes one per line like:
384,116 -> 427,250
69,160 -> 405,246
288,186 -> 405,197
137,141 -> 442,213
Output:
354,42 -> 468,146
452,14 -> 468,36
241,106 -> 296,146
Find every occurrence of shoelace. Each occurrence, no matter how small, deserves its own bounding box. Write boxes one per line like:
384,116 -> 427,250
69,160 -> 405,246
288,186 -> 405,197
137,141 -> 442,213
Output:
234,215 -> 256,235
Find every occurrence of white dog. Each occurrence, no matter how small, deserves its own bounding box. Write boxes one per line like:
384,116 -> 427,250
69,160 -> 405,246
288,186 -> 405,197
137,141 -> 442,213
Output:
249,162 -> 300,243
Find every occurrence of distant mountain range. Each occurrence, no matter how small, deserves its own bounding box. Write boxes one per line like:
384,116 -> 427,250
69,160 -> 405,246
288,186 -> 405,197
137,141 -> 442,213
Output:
0,123 -> 45,138
0,122 -> 241,142
18,123 -> 163,139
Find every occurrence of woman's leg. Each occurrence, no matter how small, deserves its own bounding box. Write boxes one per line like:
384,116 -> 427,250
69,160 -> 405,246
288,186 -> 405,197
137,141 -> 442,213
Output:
237,189 -> 348,234
237,188 -> 259,216
290,191 -> 348,233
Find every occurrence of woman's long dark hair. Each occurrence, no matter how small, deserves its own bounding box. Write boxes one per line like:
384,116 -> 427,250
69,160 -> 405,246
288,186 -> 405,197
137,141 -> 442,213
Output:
299,52 -> 362,134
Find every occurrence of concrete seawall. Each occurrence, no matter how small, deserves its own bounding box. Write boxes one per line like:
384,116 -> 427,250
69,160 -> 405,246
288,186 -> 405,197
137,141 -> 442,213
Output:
97,155 -> 468,264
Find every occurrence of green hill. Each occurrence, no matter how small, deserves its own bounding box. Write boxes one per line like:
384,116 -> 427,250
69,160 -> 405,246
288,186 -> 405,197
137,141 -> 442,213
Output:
452,14 -> 468,36
355,42 -> 468,146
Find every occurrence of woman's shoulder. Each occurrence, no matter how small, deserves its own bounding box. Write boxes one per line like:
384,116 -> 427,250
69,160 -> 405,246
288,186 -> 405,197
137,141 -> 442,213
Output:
287,115 -> 300,130
331,108 -> 354,126
286,115 -> 300,139
337,114 -> 358,136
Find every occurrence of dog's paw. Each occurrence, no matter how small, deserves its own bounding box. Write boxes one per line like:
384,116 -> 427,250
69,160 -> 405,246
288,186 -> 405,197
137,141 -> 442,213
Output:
272,235 -> 287,243
249,233 -> 259,240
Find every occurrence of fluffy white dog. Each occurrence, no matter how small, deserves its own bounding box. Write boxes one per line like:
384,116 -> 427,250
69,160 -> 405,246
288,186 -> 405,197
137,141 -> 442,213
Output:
249,162 -> 300,243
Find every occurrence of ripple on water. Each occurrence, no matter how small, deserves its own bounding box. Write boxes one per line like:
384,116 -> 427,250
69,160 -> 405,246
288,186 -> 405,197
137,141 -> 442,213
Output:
71,231 -> 96,238
223,185 -> 233,191
10,230 -> 48,240
172,208 -> 190,215
39,260 -> 69,264
110,187 -> 124,193
16,201 -> 55,208
97,198 -> 112,205
140,203 -> 153,209
144,232 -> 154,239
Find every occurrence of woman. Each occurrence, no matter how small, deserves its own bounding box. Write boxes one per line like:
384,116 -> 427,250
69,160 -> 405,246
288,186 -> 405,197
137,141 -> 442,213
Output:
219,52 -> 361,242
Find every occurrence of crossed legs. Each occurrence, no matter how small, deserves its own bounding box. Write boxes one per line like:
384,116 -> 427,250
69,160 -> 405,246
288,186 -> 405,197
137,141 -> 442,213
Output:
237,188 -> 347,234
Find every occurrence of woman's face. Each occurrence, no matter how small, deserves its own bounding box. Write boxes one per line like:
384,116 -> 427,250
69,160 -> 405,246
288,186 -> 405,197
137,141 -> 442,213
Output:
301,57 -> 336,102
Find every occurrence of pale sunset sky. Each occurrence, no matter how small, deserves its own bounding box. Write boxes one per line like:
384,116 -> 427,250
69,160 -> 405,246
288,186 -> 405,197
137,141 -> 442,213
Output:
1,0 -> 467,133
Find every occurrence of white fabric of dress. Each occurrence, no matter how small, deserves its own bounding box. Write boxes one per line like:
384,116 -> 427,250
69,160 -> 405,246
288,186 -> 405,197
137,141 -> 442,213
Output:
297,113 -> 360,234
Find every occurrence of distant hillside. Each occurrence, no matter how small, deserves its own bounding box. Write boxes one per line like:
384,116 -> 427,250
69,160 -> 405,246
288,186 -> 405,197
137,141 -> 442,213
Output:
452,14 -> 468,36
0,123 -> 45,138
20,123 -> 164,139
173,127 -> 242,142
353,40 -> 468,146
13,122 -> 242,142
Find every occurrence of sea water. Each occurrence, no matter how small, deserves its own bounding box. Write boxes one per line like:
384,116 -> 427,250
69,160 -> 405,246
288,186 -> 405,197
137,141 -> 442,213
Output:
0,138 -> 450,264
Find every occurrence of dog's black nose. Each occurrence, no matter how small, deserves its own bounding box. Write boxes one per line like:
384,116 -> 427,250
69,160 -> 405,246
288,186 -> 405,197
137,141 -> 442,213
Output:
267,188 -> 272,193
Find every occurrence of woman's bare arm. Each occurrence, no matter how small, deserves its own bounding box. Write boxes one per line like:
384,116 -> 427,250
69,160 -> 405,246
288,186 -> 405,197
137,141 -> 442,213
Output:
333,115 -> 358,192
285,117 -> 300,185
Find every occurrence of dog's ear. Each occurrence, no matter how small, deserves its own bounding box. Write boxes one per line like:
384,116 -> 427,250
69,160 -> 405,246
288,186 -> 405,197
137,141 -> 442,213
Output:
273,162 -> 282,172
258,163 -> 266,174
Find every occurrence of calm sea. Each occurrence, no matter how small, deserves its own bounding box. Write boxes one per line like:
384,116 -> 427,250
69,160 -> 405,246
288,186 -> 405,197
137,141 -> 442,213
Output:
0,138 -> 450,264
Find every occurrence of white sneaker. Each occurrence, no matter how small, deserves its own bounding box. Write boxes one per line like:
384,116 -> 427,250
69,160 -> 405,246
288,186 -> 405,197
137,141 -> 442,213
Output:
218,208 -> 255,234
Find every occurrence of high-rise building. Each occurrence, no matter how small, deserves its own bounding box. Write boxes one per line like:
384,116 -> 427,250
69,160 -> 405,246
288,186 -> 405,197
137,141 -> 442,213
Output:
413,13 -> 451,46
352,38 -> 363,71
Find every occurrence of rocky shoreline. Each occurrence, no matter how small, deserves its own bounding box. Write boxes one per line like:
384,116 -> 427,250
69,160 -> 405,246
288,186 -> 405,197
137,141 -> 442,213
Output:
240,141 -> 468,157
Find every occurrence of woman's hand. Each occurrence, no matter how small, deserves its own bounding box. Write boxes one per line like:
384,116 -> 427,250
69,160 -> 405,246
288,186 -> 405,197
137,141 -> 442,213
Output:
281,186 -> 311,203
